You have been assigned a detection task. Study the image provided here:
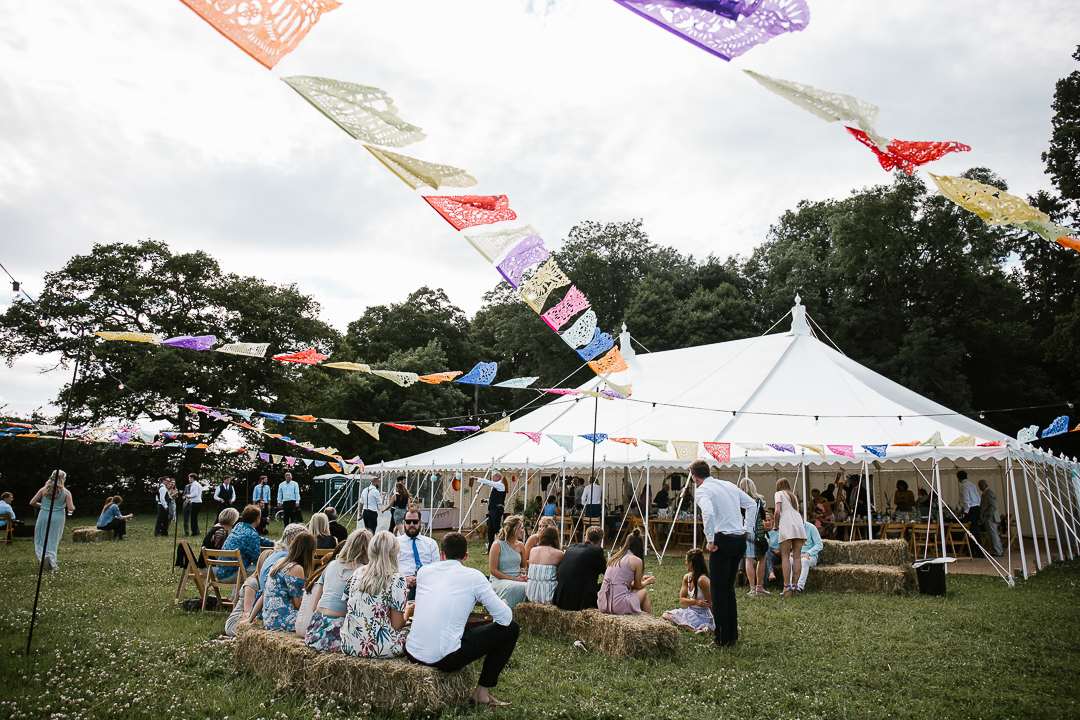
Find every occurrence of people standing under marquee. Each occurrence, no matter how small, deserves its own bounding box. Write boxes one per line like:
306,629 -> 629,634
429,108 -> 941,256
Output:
183,474 -> 203,537
738,477 -> 769,597
691,459 -> 755,648
774,478 -> 807,598
252,476 -> 271,535
581,477 -> 603,519
214,476 -> 236,521
277,472 -> 302,526
359,478 -> 382,534
979,480 -> 1004,557
474,473 -> 507,554
958,471 -> 981,533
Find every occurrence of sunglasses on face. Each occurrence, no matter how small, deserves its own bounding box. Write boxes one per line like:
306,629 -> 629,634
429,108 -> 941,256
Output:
403,519 -> 421,525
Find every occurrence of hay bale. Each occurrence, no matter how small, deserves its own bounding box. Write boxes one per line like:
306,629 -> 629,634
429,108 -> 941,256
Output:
806,564 -> 917,595
71,526 -> 115,543
513,602 -> 680,659
819,539 -> 909,567
234,624 -> 473,711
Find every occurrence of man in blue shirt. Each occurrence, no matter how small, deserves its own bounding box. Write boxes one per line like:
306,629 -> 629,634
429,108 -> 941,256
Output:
0,492 -> 18,534
796,521 -> 823,591
252,476 -> 272,535
276,473 -> 302,526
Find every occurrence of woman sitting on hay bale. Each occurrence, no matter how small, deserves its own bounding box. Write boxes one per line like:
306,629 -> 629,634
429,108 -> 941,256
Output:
256,531 -> 317,633
304,529 -> 371,653
598,529 -> 655,616
96,496 -> 132,540
662,549 -> 713,633
489,516 -> 528,609
525,525 -> 564,604
523,516 -> 560,559
342,531 -> 414,658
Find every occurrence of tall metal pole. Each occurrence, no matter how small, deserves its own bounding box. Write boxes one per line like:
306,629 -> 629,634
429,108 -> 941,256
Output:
864,457 -> 874,541
27,328 -> 85,656
1005,448 -> 1028,579
1020,452 -> 1043,570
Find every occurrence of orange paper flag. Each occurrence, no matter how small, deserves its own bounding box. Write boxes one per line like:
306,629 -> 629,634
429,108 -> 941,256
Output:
178,0 -> 341,69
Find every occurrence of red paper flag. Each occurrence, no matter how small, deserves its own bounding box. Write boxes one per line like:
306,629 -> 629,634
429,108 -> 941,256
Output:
847,127 -> 970,175
178,0 -> 341,69
385,423 -> 416,432
703,442 -> 731,463
423,195 -> 517,231
272,349 -> 328,365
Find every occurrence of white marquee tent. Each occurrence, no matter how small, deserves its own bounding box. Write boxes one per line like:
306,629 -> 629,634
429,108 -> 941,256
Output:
377,299 -> 1080,581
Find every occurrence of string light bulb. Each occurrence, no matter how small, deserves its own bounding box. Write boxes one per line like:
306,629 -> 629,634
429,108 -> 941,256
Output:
118,383 -> 124,390
898,416 -> 903,426
11,281 -> 18,302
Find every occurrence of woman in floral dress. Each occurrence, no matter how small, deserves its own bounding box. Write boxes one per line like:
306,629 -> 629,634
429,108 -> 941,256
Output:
260,532 -> 316,632
341,531 -> 413,658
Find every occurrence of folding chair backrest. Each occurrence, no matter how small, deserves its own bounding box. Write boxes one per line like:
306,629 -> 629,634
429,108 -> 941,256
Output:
314,548 -> 335,563
174,542 -> 206,604
202,548 -> 247,612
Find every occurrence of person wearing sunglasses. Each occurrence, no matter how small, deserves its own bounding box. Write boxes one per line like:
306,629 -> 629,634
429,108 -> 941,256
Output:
396,508 -> 439,601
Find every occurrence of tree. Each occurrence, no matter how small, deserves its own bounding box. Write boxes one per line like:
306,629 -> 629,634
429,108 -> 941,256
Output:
0,240 -> 340,476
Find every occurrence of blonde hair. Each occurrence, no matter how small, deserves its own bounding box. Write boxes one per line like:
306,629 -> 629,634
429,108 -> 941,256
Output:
337,529 -> 371,569
738,477 -> 763,501
351,531 -> 399,597
217,507 -> 240,527
43,470 -> 67,499
307,512 -> 330,537
776,478 -> 799,511
538,516 -> 556,529
498,515 -> 524,542
275,523 -> 307,551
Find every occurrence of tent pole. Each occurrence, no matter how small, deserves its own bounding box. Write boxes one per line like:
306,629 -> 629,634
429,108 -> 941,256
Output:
561,460 -> 566,542
524,459 -> 530,529
800,451 -> 808,522
429,462 -> 436,538
1029,452 -> 1080,551
1006,448 -> 1028,579
934,454 -> 948,570
458,460 -> 463,534
1033,456 -> 1054,564
1047,455 -> 1070,560
1042,452 -> 1066,562
1019,452 -> 1043,570
644,463 -> 651,560
864,456 -> 873,541
601,460 -> 607,534
1064,457 -> 1080,557
1052,458 -> 1077,559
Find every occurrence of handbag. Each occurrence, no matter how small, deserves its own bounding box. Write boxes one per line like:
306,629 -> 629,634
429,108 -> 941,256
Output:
753,499 -> 769,554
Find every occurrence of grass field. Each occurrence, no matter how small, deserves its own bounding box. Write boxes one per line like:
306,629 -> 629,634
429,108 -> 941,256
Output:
1,515 -> 1078,720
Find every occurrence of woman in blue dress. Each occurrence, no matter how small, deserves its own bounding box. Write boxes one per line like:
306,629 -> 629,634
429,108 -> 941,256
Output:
488,515 -> 528,608
31,470 -> 75,572
258,531 -> 316,633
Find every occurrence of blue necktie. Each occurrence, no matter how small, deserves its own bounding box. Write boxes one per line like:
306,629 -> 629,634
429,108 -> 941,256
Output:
412,537 -> 422,572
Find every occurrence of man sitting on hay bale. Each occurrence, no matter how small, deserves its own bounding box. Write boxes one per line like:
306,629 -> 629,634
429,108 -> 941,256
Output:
405,531 -> 519,708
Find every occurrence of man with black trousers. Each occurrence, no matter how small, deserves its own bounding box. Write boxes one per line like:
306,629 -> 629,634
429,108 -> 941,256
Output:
154,477 -> 173,537
214,476 -> 236,520
359,478 -> 382,534
553,526 -> 607,610
405,531 -> 518,707
691,459 -> 756,648
474,472 -> 506,553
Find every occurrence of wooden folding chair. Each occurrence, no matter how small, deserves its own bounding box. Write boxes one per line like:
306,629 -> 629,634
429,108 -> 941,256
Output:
880,523 -> 907,542
945,523 -> 973,559
174,542 -> 206,605
201,548 -> 247,612
315,548 -> 335,564
3,512 -> 15,545
911,525 -> 940,560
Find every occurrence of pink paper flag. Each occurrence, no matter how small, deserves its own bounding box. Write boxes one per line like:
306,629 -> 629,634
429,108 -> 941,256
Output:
827,444 -> 855,459
515,431 -> 542,444
423,195 -> 517,231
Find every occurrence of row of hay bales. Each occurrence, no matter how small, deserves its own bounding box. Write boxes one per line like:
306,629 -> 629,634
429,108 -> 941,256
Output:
807,539 -> 917,594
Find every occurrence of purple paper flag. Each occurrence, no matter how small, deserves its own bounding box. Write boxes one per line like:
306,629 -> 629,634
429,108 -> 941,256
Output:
496,236 -> 549,289
612,0 -> 809,61
450,425 -> 481,432
768,443 -> 795,453
162,334 -> 218,350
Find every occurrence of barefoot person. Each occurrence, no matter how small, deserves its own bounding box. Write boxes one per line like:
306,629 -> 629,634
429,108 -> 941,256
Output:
662,548 -> 713,633
405,532 -> 519,707
691,459 -> 756,648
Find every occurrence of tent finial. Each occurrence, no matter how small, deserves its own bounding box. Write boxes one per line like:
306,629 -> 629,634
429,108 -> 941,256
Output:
790,295 -> 811,336
620,323 -> 636,359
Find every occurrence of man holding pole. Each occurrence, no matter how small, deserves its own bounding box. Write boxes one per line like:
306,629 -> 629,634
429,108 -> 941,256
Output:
690,459 -> 756,648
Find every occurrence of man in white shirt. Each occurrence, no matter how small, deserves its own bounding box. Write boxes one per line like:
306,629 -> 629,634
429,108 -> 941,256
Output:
359,478 -> 382,534
154,477 -> 173,537
397,508 -> 440,600
405,532 -> 518,707
957,470 -> 981,533
182,474 -> 204,537
276,473 -> 301,525
474,473 -> 506,553
691,459 -> 756,648
214,476 -> 237,520
581,477 -> 603,518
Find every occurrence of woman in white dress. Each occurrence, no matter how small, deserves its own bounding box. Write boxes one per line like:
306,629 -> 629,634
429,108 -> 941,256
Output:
774,478 -> 807,598
525,525 -> 563,604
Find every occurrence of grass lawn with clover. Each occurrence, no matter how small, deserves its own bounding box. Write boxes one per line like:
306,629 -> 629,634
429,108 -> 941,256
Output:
1,515 -> 1078,720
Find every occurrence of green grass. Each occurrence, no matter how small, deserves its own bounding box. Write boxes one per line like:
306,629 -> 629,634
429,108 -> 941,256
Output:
2,516 -> 1079,719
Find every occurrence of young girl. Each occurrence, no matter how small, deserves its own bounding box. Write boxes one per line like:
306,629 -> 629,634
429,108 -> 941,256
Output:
598,529 -> 654,615
259,531 -> 317,632
662,549 -> 713,633
774,478 -> 806,598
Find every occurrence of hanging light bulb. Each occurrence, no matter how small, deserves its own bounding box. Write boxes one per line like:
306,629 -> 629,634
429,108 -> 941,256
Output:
11,281 -> 19,302
118,383 -> 125,390
814,416 -> 819,425
979,412 -> 986,419
898,416 -> 904,426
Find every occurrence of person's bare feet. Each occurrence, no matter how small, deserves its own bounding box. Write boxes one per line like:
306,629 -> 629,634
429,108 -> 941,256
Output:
471,687 -> 511,707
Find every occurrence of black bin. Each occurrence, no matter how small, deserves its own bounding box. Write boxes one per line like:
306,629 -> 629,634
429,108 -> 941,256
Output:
914,560 -> 946,596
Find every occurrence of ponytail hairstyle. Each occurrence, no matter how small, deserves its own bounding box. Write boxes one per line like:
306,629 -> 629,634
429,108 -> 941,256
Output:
776,478 -> 799,512
686,548 -> 709,595
738,477 -> 763,501
498,515 -> 524,542
608,529 -> 645,567
101,496 -> 116,514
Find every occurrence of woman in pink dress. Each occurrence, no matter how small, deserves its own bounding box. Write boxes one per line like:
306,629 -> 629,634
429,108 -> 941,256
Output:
598,530 -> 654,615
774,478 -> 807,598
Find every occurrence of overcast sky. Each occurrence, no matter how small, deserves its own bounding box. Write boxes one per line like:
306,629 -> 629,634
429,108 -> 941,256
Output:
2,0 -> 1078,418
